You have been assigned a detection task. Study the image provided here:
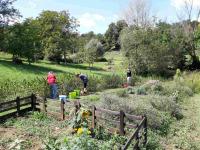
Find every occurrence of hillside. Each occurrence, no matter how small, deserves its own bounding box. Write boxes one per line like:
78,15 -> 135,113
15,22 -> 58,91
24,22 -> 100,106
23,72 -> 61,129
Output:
0,52 -> 125,80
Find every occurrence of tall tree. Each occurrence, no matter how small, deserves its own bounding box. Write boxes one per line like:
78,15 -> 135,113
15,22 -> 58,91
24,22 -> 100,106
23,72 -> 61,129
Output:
104,20 -> 127,51
0,0 -> 21,51
38,10 -> 78,64
123,0 -> 155,28
177,0 -> 200,69
7,18 -> 41,64
84,38 -> 103,68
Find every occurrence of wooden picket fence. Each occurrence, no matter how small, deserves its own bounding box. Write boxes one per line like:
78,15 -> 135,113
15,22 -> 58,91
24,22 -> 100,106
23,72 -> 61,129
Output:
0,94 -> 38,120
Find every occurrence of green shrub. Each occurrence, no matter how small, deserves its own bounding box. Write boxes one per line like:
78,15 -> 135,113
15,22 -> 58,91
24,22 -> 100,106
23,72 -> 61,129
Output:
136,86 -> 147,95
88,95 -> 100,102
101,74 -> 124,89
143,130 -> 162,150
0,73 -> 124,102
98,93 -> 175,133
116,89 -> 128,97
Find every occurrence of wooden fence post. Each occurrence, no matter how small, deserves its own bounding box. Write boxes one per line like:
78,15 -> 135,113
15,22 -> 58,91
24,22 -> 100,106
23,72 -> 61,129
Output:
31,93 -> 36,111
134,126 -> 140,150
16,96 -> 20,116
75,100 -> 81,113
144,116 -> 147,146
119,110 -> 125,136
43,97 -> 47,113
92,105 -> 96,129
61,99 -> 65,120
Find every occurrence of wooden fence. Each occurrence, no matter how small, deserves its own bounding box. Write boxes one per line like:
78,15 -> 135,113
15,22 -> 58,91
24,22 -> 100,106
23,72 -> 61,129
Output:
0,94 -> 38,120
60,100 -> 147,150
0,96 -> 147,149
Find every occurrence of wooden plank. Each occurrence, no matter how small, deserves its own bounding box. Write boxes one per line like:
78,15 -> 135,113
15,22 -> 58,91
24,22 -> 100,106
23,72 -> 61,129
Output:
20,96 -> 32,101
125,123 -> 137,129
92,106 -> 96,129
0,99 -> 16,106
20,102 -> 31,107
122,118 -> 145,150
61,100 -> 65,120
0,106 -> 17,113
95,108 -> 120,116
95,114 -> 120,126
119,110 -> 125,136
125,113 -> 143,121
16,97 -> 20,116
0,107 -> 33,120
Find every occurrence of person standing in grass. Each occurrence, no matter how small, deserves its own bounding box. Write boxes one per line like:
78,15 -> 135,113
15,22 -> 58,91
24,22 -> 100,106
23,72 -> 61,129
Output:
127,68 -> 132,86
47,71 -> 57,99
76,73 -> 88,94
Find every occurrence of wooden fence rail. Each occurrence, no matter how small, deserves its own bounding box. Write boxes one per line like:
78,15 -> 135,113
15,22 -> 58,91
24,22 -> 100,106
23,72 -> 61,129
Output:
0,94 -> 38,119
60,101 -> 147,150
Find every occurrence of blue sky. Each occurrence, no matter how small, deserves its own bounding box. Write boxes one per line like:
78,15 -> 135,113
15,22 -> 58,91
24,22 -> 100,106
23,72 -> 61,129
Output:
13,0 -> 200,34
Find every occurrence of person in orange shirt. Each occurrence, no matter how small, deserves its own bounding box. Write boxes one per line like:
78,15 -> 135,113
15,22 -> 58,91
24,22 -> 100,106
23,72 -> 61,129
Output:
47,71 -> 57,99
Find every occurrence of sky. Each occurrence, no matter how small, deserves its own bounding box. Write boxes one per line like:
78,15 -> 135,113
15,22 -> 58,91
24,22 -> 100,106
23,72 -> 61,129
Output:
13,0 -> 200,34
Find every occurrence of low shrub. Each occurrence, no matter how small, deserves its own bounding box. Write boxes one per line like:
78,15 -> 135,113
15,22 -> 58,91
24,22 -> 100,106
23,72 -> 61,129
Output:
116,89 -> 128,97
0,73 -> 124,102
100,74 -> 124,89
98,93 -> 177,133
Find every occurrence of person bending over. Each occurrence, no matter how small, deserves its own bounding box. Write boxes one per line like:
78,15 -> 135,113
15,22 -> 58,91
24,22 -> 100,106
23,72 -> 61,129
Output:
76,73 -> 88,94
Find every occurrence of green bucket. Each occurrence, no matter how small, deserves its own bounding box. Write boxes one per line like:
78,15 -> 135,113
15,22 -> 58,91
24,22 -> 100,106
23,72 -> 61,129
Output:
69,92 -> 77,99
74,90 -> 80,97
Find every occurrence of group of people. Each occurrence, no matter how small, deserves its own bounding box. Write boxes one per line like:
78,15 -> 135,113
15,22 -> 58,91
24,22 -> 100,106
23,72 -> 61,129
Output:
47,72 -> 88,99
47,68 -> 132,99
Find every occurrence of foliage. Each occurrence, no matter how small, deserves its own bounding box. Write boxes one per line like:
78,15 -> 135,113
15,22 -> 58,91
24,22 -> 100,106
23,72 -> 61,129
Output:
104,20 -> 128,51
6,18 -> 41,63
83,38 -> 104,67
0,0 -> 21,51
121,23 -> 183,76
0,0 -> 20,26
37,10 -> 78,63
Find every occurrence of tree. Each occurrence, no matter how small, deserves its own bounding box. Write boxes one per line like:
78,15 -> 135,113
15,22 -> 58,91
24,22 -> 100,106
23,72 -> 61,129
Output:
7,18 -> 41,64
120,23 -> 184,76
104,20 -> 127,51
123,0 -> 154,28
84,38 -> 103,68
0,0 -> 20,26
176,0 -> 200,69
38,10 -> 78,64
0,0 -> 21,51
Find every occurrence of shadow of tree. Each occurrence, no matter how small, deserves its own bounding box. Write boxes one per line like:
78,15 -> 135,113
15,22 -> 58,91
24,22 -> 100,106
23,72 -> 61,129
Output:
0,59 -> 70,75
41,61 -> 105,71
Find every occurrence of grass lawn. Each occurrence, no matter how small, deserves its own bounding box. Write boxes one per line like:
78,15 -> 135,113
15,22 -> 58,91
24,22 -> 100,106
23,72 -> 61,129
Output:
0,51 -> 125,80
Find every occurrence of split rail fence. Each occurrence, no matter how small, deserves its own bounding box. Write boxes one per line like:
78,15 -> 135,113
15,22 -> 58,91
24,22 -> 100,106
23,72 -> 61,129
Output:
0,95 -> 147,149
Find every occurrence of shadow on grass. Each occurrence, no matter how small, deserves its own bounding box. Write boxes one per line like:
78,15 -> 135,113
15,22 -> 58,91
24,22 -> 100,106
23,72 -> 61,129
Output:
41,61 -> 105,71
0,59 -> 70,75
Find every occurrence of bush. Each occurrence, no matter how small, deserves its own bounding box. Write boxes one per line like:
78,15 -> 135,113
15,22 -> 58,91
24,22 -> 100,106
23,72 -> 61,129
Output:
116,89 -> 128,97
101,74 -> 124,89
0,73 -> 125,102
98,93 -> 176,133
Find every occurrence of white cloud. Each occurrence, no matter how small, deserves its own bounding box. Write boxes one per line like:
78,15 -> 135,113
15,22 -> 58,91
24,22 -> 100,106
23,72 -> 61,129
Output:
78,13 -> 106,28
171,0 -> 200,10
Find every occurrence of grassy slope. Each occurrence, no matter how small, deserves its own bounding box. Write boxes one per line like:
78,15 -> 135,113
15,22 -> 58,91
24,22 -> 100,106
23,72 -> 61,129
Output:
0,52 -> 125,80
163,94 -> 200,149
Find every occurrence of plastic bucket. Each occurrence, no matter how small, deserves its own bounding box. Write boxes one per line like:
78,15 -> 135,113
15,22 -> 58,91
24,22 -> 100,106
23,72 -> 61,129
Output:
59,95 -> 67,101
74,90 -> 80,97
69,92 -> 77,99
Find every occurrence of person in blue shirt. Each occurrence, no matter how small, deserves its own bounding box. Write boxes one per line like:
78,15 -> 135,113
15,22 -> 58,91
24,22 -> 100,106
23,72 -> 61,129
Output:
76,73 -> 88,94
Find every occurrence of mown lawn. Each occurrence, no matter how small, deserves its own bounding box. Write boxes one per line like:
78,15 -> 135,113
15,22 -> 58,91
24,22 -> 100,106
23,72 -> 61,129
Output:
0,51 -> 125,81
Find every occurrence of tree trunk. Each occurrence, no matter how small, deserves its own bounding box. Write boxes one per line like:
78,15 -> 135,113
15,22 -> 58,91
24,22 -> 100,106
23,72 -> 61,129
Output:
64,51 -> 67,65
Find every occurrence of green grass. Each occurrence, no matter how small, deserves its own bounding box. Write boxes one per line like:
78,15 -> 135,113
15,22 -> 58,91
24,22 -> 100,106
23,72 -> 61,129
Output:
0,52 -> 125,80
